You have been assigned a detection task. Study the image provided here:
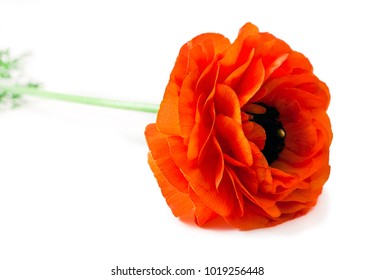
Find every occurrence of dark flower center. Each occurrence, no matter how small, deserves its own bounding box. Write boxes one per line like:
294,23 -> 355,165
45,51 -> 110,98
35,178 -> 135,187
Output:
247,103 -> 286,164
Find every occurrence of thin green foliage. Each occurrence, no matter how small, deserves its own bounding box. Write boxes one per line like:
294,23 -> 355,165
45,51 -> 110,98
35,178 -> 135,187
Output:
0,49 -> 20,78
0,49 -> 39,109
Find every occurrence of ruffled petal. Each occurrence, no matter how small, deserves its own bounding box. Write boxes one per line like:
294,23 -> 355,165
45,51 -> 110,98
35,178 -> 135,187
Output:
156,82 -> 181,136
215,115 -> 253,166
168,136 -> 233,217
145,124 -> 189,193
147,152 -> 193,217
198,136 -> 224,189
224,202 -> 271,230
283,116 -> 317,157
171,33 -> 230,83
189,188 -> 217,226
268,51 -> 313,79
215,83 -> 242,123
218,23 -> 259,83
263,73 -> 330,110
242,121 -> 266,150
186,61 -> 219,160
235,58 -> 265,106
177,34 -> 230,140
178,70 -> 200,140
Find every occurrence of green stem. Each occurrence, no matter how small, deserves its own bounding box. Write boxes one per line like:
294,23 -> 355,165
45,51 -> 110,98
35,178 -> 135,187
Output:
2,85 -> 159,113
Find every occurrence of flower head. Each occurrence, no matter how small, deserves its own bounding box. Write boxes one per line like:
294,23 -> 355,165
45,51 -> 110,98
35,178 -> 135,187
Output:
145,23 -> 332,230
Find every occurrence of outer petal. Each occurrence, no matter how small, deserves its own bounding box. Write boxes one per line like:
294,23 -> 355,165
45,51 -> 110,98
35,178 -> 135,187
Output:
219,22 -> 259,83
173,33 -> 230,139
186,61 -> 219,160
145,124 -> 189,193
171,33 -> 230,84
156,82 -> 181,136
268,51 -> 313,79
277,162 -> 330,214
168,136 -> 234,217
253,36 -> 291,80
224,202 -> 271,230
178,70 -> 200,140
147,153 -> 193,217
188,188 -> 217,226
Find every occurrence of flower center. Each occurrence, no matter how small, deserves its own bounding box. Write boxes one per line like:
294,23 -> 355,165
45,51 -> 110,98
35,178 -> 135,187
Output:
247,103 -> 286,164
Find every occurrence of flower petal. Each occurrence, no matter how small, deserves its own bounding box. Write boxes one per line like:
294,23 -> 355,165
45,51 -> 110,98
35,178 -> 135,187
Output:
218,23 -> 259,83
172,33 -> 230,83
254,37 -> 291,80
198,136 -> 224,189
156,82 -> 181,135
215,115 -> 253,166
168,136 -> 234,217
268,51 -> 313,79
242,121 -> 266,150
148,152 -> 193,217
236,58 -> 265,106
145,124 -> 189,193
189,188 -> 217,226
224,202 -> 271,230
186,61 -> 219,160
215,83 -> 242,123
178,70 -> 200,140
232,174 -> 281,218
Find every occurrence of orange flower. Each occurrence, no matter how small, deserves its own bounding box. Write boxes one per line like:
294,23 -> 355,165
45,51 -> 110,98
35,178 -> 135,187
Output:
145,23 -> 332,230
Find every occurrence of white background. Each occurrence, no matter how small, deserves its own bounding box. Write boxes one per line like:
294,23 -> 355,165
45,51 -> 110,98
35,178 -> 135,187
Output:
1,0 -> 374,279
